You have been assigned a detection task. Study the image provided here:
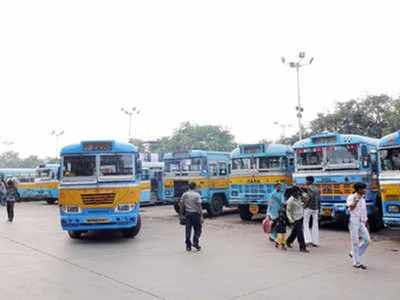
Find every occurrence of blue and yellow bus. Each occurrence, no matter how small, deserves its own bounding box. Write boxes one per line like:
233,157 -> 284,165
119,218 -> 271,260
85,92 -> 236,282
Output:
163,150 -> 230,217
229,144 -> 294,221
0,168 -> 35,201
293,131 -> 382,228
140,161 -> 164,205
378,131 -> 400,227
17,164 -> 60,204
58,140 -> 142,239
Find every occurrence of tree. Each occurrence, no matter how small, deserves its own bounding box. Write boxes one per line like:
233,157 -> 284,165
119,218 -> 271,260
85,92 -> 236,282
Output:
146,122 -> 237,154
309,94 -> 399,138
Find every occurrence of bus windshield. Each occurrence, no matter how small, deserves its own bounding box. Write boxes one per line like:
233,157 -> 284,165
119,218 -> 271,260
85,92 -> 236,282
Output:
326,145 -> 358,166
232,158 -> 255,170
100,154 -> 133,178
297,149 -> 323,169
165,158 -> 205,172
380,148 -> 400,171
63,156 -> 96,180
36,169 -> 53,180
258,156 -> 284,170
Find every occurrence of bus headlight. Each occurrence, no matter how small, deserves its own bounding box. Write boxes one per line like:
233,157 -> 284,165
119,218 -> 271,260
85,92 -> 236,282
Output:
62,205 -> 81,214
387,205 -> 400,214
115,204 -> 136,213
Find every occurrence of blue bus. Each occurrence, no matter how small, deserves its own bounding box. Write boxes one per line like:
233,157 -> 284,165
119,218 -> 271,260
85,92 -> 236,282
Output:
0,168 -> 36,201
17,164 -> 60,204
58,140 -> 142,239
140,161 -> 164,205
378,130 -> 400,227
293,131 -> 382,228
230,144 -> 294,221
163,150 -> 230,217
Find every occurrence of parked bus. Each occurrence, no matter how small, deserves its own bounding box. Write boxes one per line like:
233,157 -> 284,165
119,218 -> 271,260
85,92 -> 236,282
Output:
58,140 -> 142,239
0,168 -> 35,201
140,161 -> 164,205
163,150 -> 230,217
230,144 -> 294,221
17,164 -> 60,204
378,131 -> 400,227
293,131 -> 382,229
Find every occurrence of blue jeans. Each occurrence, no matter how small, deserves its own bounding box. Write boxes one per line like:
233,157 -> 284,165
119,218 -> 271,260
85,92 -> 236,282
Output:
349,221 -> 370,266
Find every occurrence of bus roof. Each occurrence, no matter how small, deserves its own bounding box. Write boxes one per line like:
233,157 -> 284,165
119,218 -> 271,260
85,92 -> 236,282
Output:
60,140 -> 138,155
163,150 -> 230,160
293,131 -> 379,149
379,131 -> 400,149
231,144 -> 294,158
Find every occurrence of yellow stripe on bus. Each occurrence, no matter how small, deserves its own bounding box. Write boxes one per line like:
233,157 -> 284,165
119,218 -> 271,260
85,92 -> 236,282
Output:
380,183 -> 400,202
18,181 -> 59,189
229,175 -> 292,185
164,178 -> 229,189
59,186 -> 141,208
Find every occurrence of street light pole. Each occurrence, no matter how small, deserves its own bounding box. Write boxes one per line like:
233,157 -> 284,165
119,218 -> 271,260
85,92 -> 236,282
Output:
273,122 -> 293,141
50,130 -> 64,158
121,107 -> 140,141
281,52 -> 314,141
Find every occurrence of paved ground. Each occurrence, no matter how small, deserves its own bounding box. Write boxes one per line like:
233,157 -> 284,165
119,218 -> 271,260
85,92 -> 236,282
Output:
0,202 -> 399,300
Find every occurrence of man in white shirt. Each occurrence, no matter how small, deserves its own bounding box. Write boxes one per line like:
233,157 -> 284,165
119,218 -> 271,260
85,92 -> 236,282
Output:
346,182 -> 370,270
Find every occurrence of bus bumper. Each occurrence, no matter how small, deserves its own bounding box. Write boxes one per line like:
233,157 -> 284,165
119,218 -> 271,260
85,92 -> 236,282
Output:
60,209 -> 140,231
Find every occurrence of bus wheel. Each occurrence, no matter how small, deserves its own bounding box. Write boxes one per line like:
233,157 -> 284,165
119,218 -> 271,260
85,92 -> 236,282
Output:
68,231 -> 83,239
46,199 -> 56,205
122,215 -> 142,238
207,196 -> 224,217
239,205 -> 252,221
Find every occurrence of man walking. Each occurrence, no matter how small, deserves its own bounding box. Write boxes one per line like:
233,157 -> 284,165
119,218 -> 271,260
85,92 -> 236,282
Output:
180,182 -> 203,252
347,182 -> 370,270
303,176 -> 320,247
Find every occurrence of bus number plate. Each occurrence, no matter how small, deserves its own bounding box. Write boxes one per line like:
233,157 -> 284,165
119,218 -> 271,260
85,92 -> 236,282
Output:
322,208 -> 332,217
86,218 -> 110,224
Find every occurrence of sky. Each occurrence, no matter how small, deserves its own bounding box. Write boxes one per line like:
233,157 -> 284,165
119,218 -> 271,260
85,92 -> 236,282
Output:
1,0 -> 400,158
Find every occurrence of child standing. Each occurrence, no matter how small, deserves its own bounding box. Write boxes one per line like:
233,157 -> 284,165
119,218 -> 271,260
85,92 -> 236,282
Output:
274,206 -> 288,250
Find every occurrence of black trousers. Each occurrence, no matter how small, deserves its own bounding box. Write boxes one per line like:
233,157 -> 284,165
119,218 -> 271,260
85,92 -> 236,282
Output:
6,201 -> 14,221
185,212 -> 202,247
287,218 -> 306,250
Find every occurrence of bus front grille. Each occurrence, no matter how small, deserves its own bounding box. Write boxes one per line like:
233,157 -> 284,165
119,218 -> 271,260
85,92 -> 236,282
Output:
81,193 -> 115,205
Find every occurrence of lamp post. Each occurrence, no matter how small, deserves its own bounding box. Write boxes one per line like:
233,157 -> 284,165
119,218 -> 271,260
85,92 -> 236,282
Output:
273,122 -> 293,141
50,130 -> 64,158
281,52 -> 314,141
121,107 -> 140,141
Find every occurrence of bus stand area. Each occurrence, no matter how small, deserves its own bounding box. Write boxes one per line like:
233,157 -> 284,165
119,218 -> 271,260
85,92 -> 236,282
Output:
0,202 -> 399,300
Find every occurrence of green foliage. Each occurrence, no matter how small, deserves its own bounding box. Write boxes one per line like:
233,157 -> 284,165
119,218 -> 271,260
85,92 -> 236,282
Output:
0,151 -> 59,168
309,94 -> 399,138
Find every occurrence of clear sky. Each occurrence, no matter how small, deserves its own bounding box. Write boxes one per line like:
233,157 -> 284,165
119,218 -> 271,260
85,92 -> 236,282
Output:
1,0 -> 399,158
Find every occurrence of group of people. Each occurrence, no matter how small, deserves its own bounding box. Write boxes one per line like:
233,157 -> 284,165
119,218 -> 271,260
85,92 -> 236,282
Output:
0,175 -> 17,222
267,176 -> 370,269
178,176 -> 371,270
267,176 -> 320,253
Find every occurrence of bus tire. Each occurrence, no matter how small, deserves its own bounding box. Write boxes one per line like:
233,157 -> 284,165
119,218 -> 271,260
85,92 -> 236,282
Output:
207,195 -> 224,217
47,199 -> 56,205
239,205 -> 252,221
68,231 -> 83,239
122,215 -> 141,238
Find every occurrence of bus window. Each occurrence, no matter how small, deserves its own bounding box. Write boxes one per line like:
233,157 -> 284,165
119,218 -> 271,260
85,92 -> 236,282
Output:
380,148 -> 400,171
326,145 -> 358,165
219,162 -> 227,176
165,160 -> 180,172
209,163 -> 218,176
297,149 -> 323,167
258,157 -> 281,170
100,154 -> 133,177
232,158 -> 254,170
63,156 -> 96,178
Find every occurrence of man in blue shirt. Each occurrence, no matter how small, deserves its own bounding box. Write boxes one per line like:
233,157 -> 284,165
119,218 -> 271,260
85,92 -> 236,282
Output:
267,183 -> 284,241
